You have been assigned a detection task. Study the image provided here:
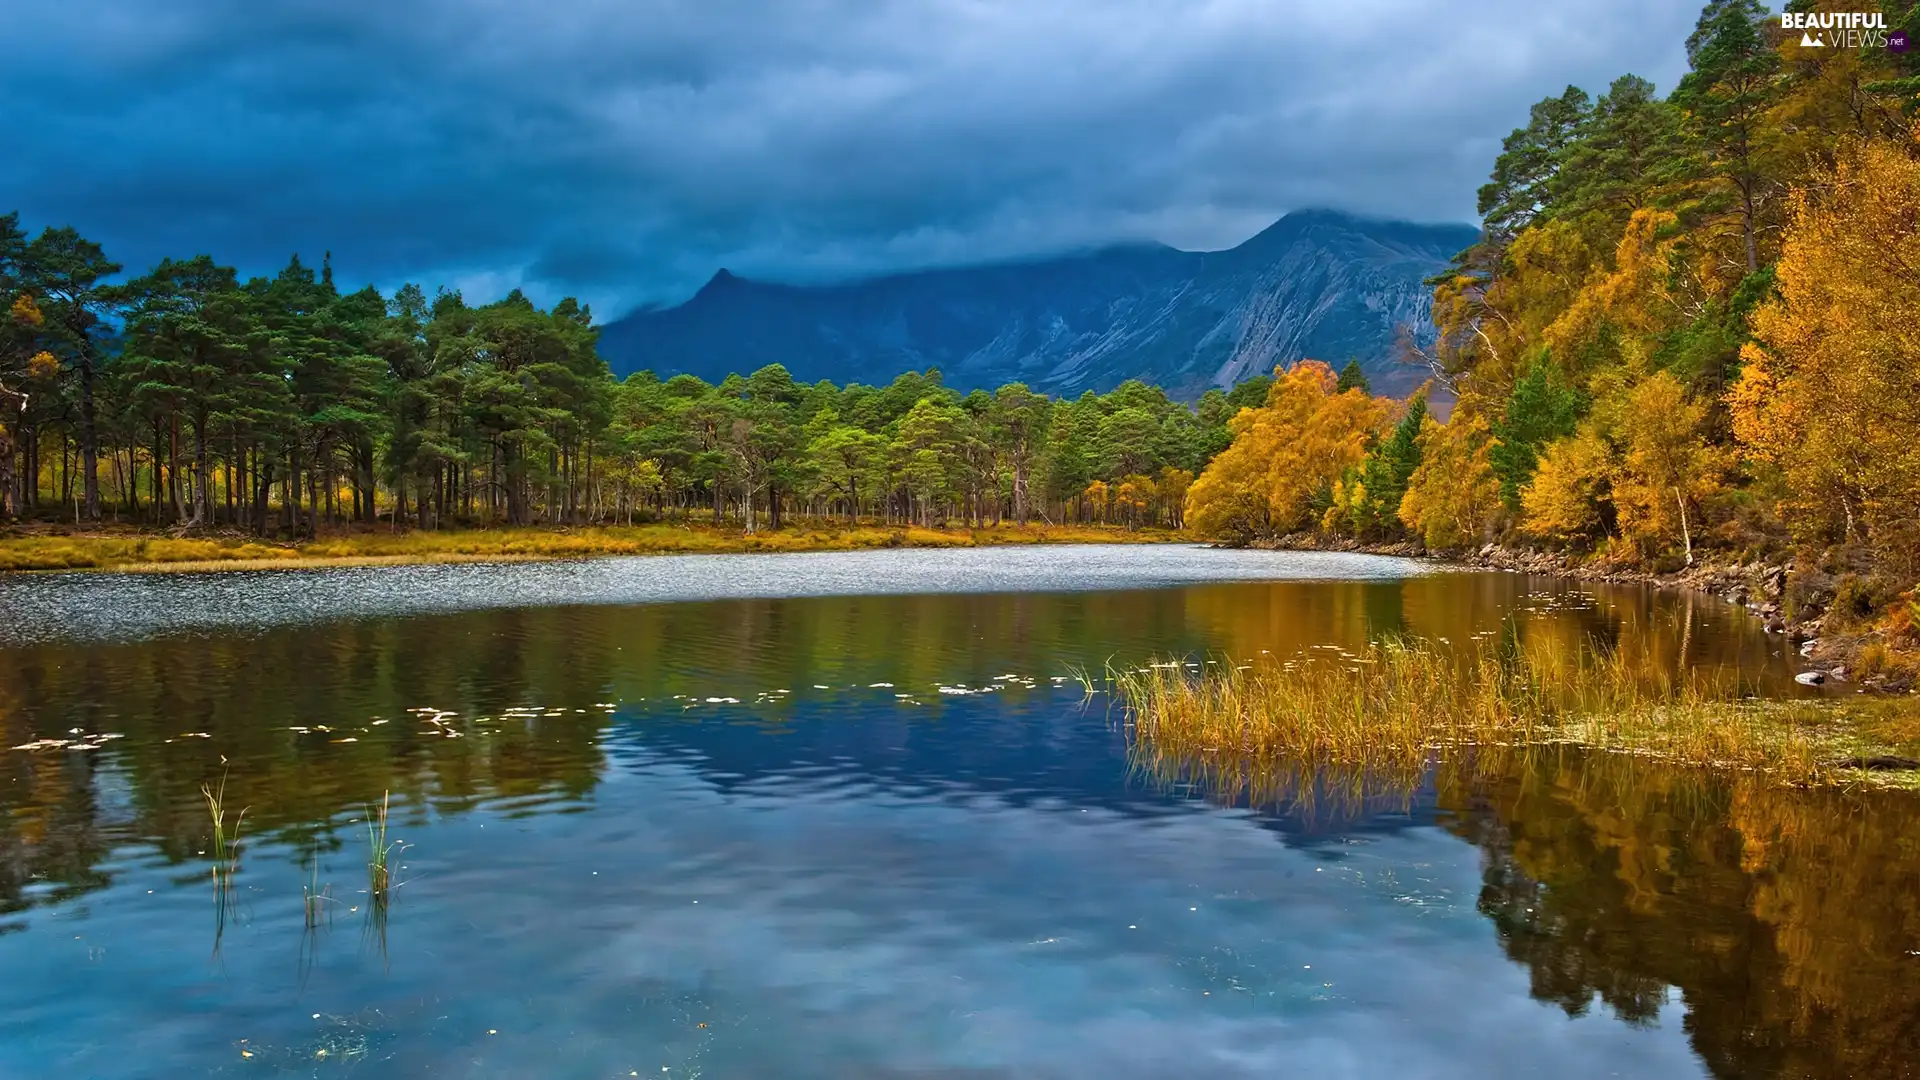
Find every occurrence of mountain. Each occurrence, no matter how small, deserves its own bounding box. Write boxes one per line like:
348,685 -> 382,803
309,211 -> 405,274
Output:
595,209 -> 1480,400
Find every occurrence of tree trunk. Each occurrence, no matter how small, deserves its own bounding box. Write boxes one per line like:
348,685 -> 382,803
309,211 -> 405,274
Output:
1675,488 -> 1694,567
286,445 -> 299,534
1740,185 -> 1758,274
169,415 -> 187,525
252,451 -> 273,535
0,399 -> 14,521
78,354 -> 101,520
225,431 -> 237,526
188,411 -> 210,527
504,440 -> 528,526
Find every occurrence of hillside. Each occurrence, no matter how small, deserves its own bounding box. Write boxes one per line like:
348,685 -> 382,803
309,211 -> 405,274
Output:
596,209 -> 1479,398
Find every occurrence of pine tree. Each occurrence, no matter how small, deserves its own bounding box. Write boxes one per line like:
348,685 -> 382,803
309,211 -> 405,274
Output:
1490,360 -> 1586,510
1335,359 -> 1372,395
1477,85 -> 1592,239
1672,0 -> 1782,273
1553,75 -> 1683,232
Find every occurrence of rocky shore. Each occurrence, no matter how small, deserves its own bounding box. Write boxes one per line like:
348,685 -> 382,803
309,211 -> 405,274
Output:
1264,533 -> 1911,693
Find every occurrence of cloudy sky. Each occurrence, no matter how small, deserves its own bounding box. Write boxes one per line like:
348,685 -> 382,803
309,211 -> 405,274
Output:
4,0 -> 1703,317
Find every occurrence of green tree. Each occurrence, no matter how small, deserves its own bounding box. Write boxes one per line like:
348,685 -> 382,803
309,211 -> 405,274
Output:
1553,75 -> 1682,232
990,383 -> 1050,523
0,214 -> 34,519
1335,393 -> 1428,536
1097,406 -> 1163,478
116,256 -> 257,526
1477,85 -> 1592,239
1672,0 -> 1782,272
892,397 -> 966,525
1490,360 -> 1587,510
25,226 -> 121,519
1335,360 -> 1372,395
806,415 -> 884,522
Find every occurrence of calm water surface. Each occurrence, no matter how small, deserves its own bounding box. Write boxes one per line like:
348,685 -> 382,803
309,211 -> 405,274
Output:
0,544 -> 1914,1079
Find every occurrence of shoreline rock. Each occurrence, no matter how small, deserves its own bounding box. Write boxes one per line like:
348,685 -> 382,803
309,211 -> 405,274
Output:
1256,533 -> 1910,692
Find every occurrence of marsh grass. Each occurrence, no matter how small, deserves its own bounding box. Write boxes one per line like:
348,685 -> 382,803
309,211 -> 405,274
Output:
201,773 -> 249,885
1114,636 -> 1920,790
1064,662 -> 1102,698
0,522 -> 1173,573
302,853 -> 334,930
201,772 -> 249,952
364,791 -> 404,911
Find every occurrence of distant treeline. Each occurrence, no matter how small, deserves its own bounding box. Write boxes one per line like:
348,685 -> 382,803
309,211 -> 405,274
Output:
0,224 -> 1321,531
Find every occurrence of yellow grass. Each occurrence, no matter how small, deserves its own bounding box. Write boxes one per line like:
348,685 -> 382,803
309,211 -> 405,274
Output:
1113,637 -> 1920,789
0,521 -> 1177,573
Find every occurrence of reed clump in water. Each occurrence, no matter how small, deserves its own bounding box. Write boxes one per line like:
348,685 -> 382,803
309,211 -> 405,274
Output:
303,854 -> 333,929
201,771 -> 249,950
1113,637 -> 1920,788
200,774 -> 248,885
364,791 -> 405,911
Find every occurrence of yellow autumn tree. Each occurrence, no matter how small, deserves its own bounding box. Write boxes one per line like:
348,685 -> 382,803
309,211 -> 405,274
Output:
1732,128 -> 1920,573
1113,474 -> 1153,529
1398,402 -> 1503,550
1429,220 -> 1602,398
1185,361 -> 1390,543
1521,429 -> 1614,543
1614,370 -> 1724,565
1081,479 -> 1111,524
1541,208 -> 1682,373
1154,466 -> 1193,529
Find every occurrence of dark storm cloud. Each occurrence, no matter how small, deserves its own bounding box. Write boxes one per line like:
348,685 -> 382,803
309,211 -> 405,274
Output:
2,0 -> 1699,314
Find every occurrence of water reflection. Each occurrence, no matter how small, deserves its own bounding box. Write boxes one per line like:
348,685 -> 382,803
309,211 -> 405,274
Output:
1142,745 -> 1920,1080
4,556 -> 1896,1078
1459,752 -> 1920,1078
0,570 -> 1797,922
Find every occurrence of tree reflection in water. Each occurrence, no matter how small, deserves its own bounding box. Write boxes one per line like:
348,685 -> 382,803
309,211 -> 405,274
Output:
1149,746 -> 1920,1080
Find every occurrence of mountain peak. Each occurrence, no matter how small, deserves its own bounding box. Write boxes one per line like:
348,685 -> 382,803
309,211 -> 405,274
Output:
694,267 -> 742,297
599,209 -> 1476,401
1230,208 -> 1477,262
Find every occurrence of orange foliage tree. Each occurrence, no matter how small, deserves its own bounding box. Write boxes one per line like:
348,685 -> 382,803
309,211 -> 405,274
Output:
1731,129 -> 1920,575
1184,361 -> 1391,543
1398,402 -> 1503,550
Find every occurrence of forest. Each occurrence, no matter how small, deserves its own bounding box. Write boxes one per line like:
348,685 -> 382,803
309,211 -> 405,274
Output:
1178,0 -> 1920,672
0,222 -> 1291,534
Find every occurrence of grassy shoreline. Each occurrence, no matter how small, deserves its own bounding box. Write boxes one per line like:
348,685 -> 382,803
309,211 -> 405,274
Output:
0,521 -> 1182,573
1111,637 -> 1920,791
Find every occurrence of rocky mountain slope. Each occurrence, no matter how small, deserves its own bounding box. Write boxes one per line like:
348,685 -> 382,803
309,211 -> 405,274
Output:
596,209 -> 1479,399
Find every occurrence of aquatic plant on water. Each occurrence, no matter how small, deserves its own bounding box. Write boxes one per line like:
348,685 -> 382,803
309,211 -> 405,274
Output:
303,852 -> 334,929
201,771 -> 250,951
201,772 -> 249,886
365,791 -> 405,909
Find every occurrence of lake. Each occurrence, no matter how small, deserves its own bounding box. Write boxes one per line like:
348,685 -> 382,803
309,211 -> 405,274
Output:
1,544 -> 1914,1079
